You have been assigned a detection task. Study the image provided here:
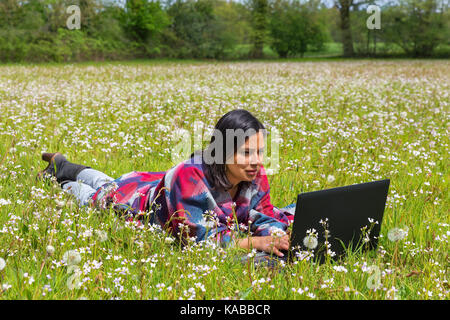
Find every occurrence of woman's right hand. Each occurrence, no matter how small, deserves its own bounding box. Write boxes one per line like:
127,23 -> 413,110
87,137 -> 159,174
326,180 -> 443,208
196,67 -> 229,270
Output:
238,235 -> 290,257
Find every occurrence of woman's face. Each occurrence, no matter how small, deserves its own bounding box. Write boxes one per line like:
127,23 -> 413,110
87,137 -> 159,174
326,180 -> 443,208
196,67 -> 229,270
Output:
225,131 -> 265,187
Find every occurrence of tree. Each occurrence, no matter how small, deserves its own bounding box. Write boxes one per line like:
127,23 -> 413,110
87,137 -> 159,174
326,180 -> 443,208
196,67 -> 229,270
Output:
334,0 -> 371,57
166,0 -> 243,59
381,0 -> 448,57
167,0 -> 216,58
269,0 -> 328,58
248,0 -> 269,58
213,0 -> 252,58
121,0 -> 170,55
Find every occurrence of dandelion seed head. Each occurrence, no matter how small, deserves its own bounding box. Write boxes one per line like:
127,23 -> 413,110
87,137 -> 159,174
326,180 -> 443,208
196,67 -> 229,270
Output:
46,245 -> 55,256
62,250 -> 81,266
388,227 -> 408,242
303,235 -> 318,250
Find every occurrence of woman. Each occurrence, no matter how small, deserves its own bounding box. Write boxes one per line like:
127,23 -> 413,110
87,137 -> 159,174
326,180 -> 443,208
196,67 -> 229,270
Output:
37,109 -> 296,257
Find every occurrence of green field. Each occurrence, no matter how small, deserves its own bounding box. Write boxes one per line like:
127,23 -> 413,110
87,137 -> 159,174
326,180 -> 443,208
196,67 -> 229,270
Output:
0,60 -> 448,300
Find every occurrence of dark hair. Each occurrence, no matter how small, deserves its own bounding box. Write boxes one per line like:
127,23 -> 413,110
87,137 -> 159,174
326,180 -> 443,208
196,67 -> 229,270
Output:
190,109 -> 266,192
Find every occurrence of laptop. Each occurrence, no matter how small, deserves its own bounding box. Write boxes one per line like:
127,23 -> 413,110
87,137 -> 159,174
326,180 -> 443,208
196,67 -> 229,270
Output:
286,178 -> 391,263
242,179 -> 390,266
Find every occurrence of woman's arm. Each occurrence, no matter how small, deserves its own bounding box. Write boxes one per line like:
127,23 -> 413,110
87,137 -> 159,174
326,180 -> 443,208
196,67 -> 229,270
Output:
247,165 -> 293,237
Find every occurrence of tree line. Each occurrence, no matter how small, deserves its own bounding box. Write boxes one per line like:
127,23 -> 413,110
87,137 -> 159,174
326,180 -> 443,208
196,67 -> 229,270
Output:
0,0 -> 448,63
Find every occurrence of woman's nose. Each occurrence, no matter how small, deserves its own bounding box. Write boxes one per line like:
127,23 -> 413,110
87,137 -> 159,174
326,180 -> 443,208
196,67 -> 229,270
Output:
250,151 -> 263,165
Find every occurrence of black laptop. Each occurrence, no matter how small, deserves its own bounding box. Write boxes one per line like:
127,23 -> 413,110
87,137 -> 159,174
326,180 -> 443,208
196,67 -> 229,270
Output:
285,179 -> 391,263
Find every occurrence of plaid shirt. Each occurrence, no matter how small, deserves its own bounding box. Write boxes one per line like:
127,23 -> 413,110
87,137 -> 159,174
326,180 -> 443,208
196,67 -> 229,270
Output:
90,153 -> 296,247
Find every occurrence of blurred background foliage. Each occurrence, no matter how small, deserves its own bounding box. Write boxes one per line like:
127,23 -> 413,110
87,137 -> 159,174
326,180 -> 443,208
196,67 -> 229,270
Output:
0,0 -> 448,62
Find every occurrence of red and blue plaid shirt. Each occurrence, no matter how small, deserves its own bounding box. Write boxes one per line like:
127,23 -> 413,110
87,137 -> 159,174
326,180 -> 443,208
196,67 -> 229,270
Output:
90,153 -> 296,247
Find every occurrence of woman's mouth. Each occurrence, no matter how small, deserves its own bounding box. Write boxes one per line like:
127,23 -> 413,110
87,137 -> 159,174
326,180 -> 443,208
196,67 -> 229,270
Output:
245,169 -> 258,176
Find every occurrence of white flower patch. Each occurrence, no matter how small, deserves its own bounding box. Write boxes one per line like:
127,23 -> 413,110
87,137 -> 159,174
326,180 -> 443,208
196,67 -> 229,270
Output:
333,266 -> 348,273
327,175 -> 336,183
0,199 -> 12,206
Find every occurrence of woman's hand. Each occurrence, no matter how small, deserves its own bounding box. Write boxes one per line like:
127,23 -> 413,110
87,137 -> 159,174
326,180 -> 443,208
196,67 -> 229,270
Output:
237,235 -> 290,257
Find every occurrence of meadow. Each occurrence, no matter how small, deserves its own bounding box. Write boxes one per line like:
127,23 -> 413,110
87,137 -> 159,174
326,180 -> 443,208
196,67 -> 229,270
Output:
0,59 -> 448,300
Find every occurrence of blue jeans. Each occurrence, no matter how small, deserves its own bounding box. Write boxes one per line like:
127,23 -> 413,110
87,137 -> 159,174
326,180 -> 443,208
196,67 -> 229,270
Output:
62,168 -> 115,207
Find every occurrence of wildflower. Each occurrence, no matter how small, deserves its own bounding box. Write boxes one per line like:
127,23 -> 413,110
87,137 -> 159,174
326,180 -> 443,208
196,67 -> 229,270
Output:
46,245 -> 55,256
82,229 -> 93,238
0,199 -> 12,206
247,248 -> 257,258
54,199 -> 66,208
368,217 -> 378,224
194,282 -> 206,292
165,236 -> 175,244
42,284 -> 52,296
333,266 -> 348,273
94,230 -> 108,242
23,273 -> 35,285
387,227 -> 408,242
327,175 -> 335,183
0,257 -> 5,271
2,283 -> 12,291
295,250 -> 314,261
306,292 -> 316,299
270,227 -> 287,238
203,210 -> 219,229
62,250 -> 81,266
177,222 -> 190,234
239,223 -> 248,232
156,283 -> 166,292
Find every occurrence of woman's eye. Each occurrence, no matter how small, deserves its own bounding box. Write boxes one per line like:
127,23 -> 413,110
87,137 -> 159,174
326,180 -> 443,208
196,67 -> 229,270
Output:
241,150 -> 263,156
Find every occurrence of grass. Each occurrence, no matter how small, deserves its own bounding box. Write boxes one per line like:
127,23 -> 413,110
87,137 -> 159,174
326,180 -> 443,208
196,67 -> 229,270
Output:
0,59 -> 448,300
